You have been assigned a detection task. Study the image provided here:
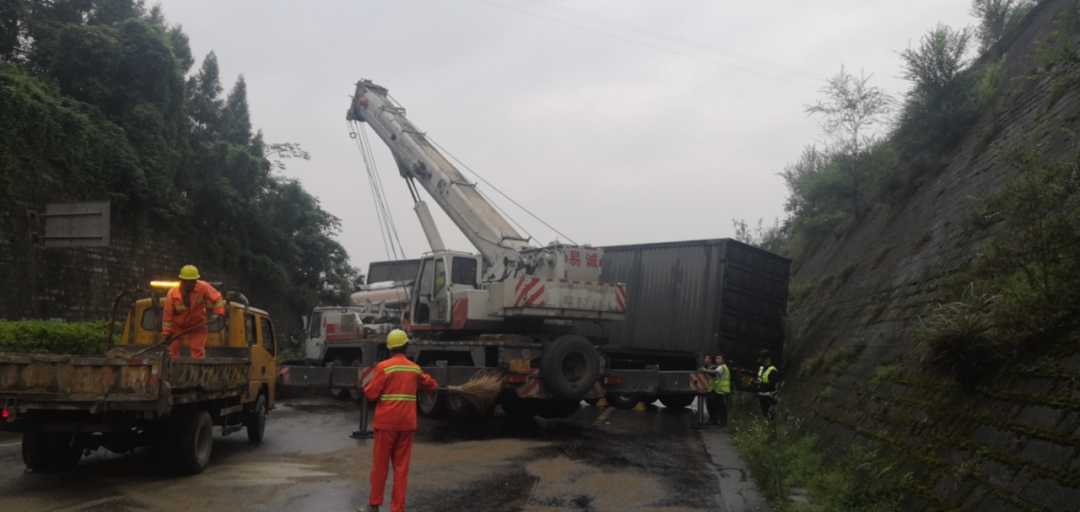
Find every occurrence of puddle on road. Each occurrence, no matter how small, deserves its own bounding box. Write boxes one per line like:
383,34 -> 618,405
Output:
202,462 -> 336,486
522,455 -> 710,512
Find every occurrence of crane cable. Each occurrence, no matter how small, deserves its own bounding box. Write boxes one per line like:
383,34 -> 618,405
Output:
425,134 -> 578,246
349,120 -> 406,262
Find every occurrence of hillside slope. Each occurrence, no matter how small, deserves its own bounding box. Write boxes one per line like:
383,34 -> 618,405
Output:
784,1 -> 1080,511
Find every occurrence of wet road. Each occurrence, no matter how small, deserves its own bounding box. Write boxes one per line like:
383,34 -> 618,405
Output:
0,398 -> 753,512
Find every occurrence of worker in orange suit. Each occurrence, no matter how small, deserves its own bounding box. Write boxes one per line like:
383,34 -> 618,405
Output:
163,265 -> 225,359
360,329 -> 438,512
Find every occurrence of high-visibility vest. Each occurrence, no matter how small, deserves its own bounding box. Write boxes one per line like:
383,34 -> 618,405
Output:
711,364 -> 731,394
758,365 -> 777,396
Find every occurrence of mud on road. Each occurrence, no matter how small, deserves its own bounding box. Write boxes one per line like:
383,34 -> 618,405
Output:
0,398 -> 730,512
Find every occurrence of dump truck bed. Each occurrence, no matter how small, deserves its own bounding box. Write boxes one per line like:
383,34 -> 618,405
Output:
0,348 -> 250,413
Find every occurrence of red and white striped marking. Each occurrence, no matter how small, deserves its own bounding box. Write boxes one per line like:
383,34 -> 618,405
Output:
359,366 -> 376,388
615,284 -> 627,312
585,380 -> 606,400
514,278 -> 546,307
277,367 -> 291,383
689,372 -> 710,393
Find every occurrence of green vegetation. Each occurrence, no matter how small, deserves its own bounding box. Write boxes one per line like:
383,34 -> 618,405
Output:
762,1 -> 1031,260
0,1 -> 357,311
798,338 -> 867,378
915,6 -> 1080,387
729,401 -> 906,512
0,320 -> 118,355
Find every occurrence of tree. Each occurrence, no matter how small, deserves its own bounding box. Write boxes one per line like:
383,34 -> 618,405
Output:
895,24 -> 983,165
222,75 -> 251,145
804,67 -> 893,220
971,0 -> 1035,55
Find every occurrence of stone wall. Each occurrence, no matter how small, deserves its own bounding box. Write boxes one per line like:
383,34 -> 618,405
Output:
0,168 -> 301,340
783,1 -> 1080,511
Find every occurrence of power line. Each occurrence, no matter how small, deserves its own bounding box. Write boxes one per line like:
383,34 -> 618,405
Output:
474,0 -> 819,89
521,0 -> 827,80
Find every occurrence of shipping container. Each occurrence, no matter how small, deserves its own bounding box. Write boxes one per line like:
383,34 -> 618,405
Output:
577,239 -> 789,372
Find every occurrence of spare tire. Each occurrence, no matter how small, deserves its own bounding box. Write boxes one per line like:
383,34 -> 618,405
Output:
539,335 -> 600,401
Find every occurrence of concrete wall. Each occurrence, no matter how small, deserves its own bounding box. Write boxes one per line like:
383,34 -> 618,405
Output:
783,1 -> 1080,511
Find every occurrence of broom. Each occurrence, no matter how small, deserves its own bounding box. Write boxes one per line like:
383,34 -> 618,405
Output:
445,371 -> 503,411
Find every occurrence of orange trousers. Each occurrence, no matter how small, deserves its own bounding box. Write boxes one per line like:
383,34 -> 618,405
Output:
168,330 -> 207,358
370,429 -> 414,512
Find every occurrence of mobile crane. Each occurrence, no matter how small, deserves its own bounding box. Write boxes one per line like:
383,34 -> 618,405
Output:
279,81 -> 710,420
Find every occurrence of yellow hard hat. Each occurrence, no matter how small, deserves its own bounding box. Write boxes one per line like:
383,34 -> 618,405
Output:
387,329 -> 409,349
178,265 -> 200,280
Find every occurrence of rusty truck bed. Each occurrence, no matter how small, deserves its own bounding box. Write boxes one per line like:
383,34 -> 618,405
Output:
0,348 -> 250,413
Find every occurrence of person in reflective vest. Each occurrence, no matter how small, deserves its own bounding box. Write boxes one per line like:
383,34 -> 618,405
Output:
707,354 -> 731,427
163,265 -> 224,359
361,329 -> 438,512
755,350 -> 779,421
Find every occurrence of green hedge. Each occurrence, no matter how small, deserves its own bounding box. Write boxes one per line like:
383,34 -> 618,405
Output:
0,321 -> 118,355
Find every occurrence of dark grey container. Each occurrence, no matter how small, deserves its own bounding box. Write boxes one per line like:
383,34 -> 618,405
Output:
580,239 -> 789,369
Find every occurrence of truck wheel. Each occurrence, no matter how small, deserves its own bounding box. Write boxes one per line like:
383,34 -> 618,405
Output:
538,400 -> 580,419
609,394 -> 639,410
418,389 -> 448,418
23,430 -> 83,472
328,357 -> 348,400
658,394 -> 696,409
539,335 -> 600,401
175,409 -> 213,475
246,394 -> 267,443
349,359 -> 367,403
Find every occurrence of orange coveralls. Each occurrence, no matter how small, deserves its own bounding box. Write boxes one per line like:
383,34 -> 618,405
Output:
163,280 -> 225,359
363,353 -> 439,512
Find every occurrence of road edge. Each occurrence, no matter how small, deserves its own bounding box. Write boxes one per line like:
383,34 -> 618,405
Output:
699,428 -> 775,512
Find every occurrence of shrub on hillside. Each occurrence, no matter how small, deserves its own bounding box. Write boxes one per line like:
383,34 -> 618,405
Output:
914,287 -> 1005,387
0,321 -> 117,355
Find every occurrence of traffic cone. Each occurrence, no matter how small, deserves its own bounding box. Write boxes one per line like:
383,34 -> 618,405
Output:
597,398 -> 608,407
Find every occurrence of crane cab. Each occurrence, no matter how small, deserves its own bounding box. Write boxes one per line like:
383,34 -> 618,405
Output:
409,251 -> 499,331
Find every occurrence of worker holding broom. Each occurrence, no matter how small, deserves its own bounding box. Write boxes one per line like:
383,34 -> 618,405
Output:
163,265 -> 224,359
361,329 -> 438,512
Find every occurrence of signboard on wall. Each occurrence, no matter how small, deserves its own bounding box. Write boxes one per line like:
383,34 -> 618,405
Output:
41,202 -> 111,248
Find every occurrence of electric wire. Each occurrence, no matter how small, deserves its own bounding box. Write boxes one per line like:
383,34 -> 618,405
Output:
521,0 -> 827,80
425,134 -> 578,245
474,0 -> 819,89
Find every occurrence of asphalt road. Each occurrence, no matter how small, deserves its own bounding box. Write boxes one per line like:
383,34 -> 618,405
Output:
0,397 -> 770,512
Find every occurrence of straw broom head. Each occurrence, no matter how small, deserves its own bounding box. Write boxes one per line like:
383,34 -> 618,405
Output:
446,371 -> 502,411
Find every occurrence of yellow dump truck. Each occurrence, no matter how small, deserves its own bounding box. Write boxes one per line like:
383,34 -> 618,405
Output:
0,287 -> 278,474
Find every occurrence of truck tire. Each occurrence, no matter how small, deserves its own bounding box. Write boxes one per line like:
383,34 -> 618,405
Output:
658,394 -> 696,409
539,335 -> 600,401
175,409 -> 213,475
418,389 -> 448,418
246,394 -> 267,443
22,430 -> 83,472
328,357 -> 348,400
609,394 -> 639,410
538,400 -> 580,419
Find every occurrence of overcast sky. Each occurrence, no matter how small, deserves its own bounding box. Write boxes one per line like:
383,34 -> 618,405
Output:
155,0 -> 975,275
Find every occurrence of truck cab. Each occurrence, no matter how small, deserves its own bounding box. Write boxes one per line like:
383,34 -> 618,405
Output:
410,251 -> 483,327
125,297 -> 278,407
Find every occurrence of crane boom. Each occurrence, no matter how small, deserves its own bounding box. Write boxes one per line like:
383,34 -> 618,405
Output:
347,80 -> 529,278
